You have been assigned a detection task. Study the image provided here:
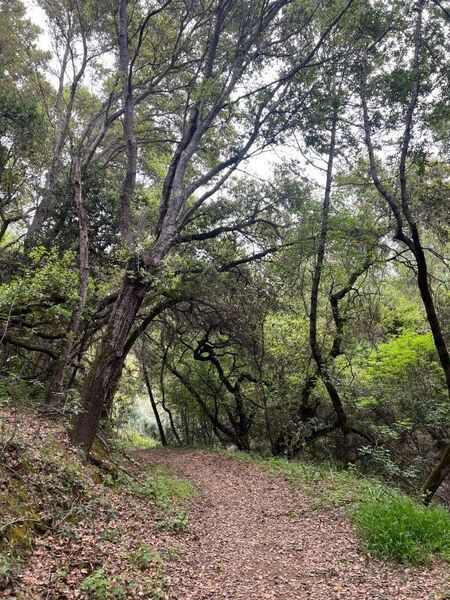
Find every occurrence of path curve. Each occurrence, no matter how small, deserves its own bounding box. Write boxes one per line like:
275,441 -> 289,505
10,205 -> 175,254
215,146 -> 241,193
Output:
138,449 -> 447,600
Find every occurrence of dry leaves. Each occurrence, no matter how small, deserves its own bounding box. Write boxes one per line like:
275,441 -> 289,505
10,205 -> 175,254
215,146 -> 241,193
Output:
139,449 -> 450,600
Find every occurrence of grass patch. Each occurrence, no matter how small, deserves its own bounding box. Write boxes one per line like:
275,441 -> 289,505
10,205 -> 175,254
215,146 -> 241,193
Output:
135,465 -> 197,505
116,429 -> 160,450
353,492 -> 450,564
130,465 -> 197,532
260,456 -> 384,509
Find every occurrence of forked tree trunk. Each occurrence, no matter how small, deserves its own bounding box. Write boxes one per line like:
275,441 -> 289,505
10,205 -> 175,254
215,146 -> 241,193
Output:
69,0 -> 312,457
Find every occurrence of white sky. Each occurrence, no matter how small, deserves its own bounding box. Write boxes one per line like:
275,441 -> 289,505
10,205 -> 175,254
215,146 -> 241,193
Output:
25,1 -> 52,51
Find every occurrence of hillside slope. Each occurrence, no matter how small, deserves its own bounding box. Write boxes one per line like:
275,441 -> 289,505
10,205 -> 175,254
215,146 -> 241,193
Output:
0,409 -> 192,598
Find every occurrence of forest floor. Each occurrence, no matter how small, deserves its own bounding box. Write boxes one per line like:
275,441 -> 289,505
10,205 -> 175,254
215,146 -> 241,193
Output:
1,410 -> 449,599
134,448 -> 449,600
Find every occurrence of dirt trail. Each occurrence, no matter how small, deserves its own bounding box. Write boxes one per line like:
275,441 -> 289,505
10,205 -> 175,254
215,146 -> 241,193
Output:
138,448 -> 448,600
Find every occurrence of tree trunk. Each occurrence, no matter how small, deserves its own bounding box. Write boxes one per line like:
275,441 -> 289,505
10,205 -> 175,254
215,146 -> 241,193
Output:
117,0 -> 136,244
48,157 -> 89,407
232,389 -> 252,451
68,0 -> 297,456
70,274 -> 147,453
422,446 -> 450,505
307,107 -> 354,464
159,352 -> 181,443
320,372 -> 355,463
142,364 -> 167,446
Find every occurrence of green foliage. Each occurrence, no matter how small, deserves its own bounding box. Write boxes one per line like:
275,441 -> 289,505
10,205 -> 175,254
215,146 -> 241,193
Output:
0,247 -> 80,320
156,510 -> 189,533
358,446 -> 419,482
364,331 -> 436,381
127,544 -> 160,570
353,494 -> 450,564
353,325 -> 449,483
80,569 -> 125,599
130,465 -> 197,532
0,555 -> 15,589
116,429 -> 160,450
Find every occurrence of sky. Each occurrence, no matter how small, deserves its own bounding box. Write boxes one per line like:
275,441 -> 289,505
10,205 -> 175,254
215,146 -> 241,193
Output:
25,1 -> 52,51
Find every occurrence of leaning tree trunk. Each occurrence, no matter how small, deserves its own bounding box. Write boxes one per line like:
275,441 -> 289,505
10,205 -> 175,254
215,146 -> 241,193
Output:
70,274 -> 147,453
423,446 -> 450,505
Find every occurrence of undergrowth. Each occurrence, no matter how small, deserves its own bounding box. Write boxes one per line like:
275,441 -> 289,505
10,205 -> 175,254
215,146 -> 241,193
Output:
128,465 -> 197,533
79,544 -> 175,600
115,428 -> 160,451
0,430 -> 90,588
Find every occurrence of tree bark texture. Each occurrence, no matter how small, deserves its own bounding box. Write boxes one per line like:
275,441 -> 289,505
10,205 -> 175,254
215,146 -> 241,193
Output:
70,275 -> 147,452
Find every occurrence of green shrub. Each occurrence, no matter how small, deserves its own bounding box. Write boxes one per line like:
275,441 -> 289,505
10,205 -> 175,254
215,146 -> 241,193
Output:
79,569 -> 125,599
353,493 -> 450,564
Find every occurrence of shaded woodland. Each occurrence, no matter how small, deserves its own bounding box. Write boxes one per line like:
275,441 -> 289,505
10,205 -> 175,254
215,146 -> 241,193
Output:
0,0 -> 449,507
